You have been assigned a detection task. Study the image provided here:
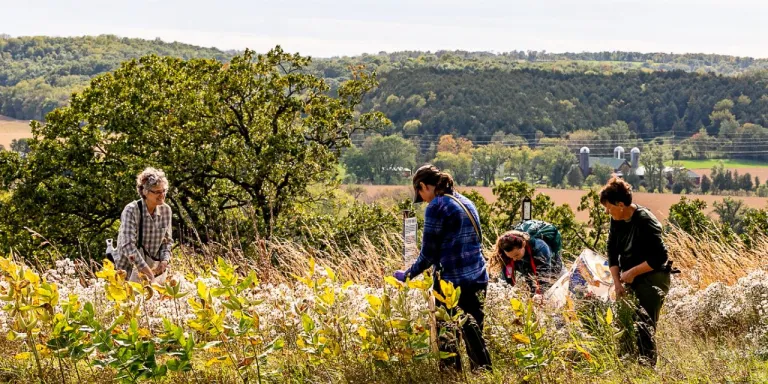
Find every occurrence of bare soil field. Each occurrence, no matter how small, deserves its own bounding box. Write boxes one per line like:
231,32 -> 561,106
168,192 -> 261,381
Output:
356,185 -> 768,222
0,115 -> 32,149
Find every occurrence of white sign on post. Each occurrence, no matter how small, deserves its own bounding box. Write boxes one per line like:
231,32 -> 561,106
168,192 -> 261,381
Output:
403,217 -> 418,267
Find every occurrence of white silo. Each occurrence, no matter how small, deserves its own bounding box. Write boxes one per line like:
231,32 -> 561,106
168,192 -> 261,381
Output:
614,146 -> 625,159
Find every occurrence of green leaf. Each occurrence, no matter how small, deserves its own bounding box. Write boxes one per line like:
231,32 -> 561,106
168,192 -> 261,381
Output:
268,337 -> 285,351
301,314 -> 314,333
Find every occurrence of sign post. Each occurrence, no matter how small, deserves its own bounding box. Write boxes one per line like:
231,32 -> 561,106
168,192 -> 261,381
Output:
402,211 -> 418,266
402,210 -> 438,355
522,196 -> 532,221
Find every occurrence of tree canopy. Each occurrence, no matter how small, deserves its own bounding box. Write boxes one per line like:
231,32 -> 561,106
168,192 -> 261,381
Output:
0,47 -> 387,256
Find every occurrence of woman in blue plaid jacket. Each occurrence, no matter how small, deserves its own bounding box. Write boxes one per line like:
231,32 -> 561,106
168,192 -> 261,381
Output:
394,164 -> 491,371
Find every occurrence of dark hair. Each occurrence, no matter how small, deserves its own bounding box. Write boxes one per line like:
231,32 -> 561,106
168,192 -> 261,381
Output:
412,164 -> 454,202
488,230 -> 530,274
599,177 -> 633,206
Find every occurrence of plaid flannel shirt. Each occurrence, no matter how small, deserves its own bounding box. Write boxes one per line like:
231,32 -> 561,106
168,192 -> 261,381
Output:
115,200 -> 173,273
405,192 -> 488,286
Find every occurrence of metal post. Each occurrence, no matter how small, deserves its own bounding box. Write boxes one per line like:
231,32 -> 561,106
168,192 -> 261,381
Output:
522,196 -> 532,221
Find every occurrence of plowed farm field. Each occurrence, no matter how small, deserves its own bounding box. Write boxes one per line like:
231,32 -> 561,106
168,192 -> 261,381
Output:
356,185 -> 768,222
0,115 -> 32,149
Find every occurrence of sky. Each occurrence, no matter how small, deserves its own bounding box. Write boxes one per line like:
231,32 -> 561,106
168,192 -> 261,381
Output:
1,0 -> 767,58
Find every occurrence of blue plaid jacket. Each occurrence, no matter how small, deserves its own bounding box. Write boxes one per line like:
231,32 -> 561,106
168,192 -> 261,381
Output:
405,192 -> 489,286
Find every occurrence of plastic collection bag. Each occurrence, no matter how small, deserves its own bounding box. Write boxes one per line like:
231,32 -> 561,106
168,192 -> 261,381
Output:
544,249 -> 614,308
128,257 -> 168,285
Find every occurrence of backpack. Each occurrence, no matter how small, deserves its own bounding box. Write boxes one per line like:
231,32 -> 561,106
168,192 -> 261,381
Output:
513,220 -> 563,261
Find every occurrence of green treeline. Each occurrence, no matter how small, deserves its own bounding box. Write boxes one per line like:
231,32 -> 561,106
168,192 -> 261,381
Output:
3,34 -> 768,128
365,68 -> 768,139
0,35 -> 233,119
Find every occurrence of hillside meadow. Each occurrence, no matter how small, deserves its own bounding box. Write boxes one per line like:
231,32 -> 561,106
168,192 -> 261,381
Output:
0,224 -> 766,383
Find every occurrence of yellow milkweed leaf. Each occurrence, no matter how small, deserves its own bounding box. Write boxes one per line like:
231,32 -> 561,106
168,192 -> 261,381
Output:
205,356 -> 231,367
14,352 -> 31,360
439,280 -> 455,300
138,328 -> 152,339
23,269 -> 40,285
365,294 -> 382,311
372,350 -> 389,361
95,260 -> 116,281
512,333 -> 530,345
196,280 -> 210,301
386,319 -> 409,329
319,288 -> 335,306
407,279 -> 430,290
106,284 -> 128,302
0,256 -> 18,275
384,276 -> 403,289
510,298 -> 524,316
324,266 -> 336,282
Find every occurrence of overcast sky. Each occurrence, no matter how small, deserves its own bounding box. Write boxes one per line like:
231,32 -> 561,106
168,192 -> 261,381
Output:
2,0 -> 767,58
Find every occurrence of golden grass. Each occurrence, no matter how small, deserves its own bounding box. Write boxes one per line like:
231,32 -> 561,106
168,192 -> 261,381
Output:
163,225 -> 766,291
664,227 -> 768,288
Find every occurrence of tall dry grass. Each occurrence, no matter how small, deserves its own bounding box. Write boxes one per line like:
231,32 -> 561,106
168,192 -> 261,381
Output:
164,224 -> 766,291
664,226 -> 768,288
169,233 -> 406,287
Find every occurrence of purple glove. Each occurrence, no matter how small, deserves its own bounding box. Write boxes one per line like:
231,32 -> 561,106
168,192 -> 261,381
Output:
394,270 -> 407,282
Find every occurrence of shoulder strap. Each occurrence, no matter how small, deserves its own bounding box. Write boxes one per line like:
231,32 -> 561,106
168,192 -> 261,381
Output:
444,194 -> 482,241
137,199 -> 145,253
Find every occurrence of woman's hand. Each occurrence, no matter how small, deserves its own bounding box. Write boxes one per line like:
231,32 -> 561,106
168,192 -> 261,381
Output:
139,265 -> 155,282
154,260 -> 169,275
614,283 -> 627,298
393,270 -> 407,282
619,269 -> 636,284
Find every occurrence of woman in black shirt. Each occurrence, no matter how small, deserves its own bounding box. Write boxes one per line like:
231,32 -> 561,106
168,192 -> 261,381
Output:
601,177 -> 671,366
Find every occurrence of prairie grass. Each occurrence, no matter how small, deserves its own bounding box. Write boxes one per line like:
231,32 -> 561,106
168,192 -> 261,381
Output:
0,227 -> 765,383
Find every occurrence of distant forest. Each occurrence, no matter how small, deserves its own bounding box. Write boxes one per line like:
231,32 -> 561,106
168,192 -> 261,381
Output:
364,68 -> 768,140
2,35 -> 767,143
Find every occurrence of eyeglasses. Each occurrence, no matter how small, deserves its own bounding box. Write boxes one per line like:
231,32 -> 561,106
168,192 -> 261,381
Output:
148,188 -> 168,196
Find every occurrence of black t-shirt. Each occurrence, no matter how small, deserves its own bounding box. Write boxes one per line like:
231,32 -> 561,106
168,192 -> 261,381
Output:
607,205 -> 669,272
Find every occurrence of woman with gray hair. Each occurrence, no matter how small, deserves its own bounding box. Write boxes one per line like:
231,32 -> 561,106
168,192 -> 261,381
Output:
114,167 -> 173,282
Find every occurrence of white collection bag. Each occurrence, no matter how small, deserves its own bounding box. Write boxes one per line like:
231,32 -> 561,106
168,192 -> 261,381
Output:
544,249 -> 614,308
129,257 -> 168,285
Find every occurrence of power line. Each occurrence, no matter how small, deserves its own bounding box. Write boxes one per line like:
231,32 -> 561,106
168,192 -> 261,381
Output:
358,132 -> 768,144
350,140 -> 768,149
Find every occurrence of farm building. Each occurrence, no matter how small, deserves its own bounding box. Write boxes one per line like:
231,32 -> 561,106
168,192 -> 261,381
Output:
579,146 -> 638,177
579,146 -> 700,186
